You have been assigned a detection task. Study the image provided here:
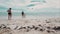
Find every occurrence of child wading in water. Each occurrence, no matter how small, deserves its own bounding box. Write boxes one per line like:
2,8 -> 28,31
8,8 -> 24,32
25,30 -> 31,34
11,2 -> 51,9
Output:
21,11 -> 25,18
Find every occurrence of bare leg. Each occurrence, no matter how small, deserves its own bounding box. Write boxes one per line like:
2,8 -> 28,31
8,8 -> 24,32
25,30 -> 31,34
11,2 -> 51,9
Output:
8,14 -> 12,20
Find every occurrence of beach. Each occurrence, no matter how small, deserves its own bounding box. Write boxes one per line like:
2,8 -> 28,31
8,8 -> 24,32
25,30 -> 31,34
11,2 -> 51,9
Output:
0,0 -> 60,34
0,16 -> 60,34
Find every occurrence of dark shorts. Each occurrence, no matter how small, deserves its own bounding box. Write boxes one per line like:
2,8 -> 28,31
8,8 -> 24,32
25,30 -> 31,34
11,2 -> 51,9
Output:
8,13 -> 12,15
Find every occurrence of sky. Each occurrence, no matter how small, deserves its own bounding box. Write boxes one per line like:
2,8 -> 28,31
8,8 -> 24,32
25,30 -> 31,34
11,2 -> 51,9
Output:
0,0 -> 60,12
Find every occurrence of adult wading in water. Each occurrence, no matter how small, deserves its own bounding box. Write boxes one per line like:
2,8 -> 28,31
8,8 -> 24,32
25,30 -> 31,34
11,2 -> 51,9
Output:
7,8 -> 12,20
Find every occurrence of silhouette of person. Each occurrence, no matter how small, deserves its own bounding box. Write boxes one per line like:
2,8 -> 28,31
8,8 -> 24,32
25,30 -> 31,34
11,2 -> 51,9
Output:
21,11 -> 25,18
7,8 -> 12,20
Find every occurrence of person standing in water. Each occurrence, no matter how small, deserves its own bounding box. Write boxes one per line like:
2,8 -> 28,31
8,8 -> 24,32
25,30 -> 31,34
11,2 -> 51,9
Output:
21,11 -> 25,18
7,8 -> 12,20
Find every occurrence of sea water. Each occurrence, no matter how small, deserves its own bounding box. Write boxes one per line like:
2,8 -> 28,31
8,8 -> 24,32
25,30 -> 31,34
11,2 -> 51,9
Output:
0,10 -> 60,16
0,8 -> 60,19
